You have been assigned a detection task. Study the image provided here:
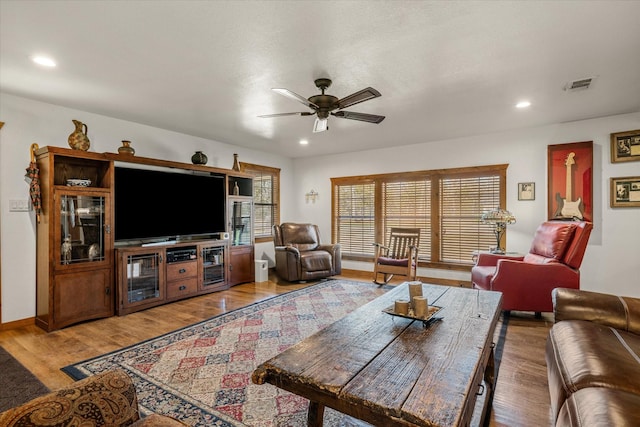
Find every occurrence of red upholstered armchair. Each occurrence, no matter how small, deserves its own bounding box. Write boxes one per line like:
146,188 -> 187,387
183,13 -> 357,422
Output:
471,221 -> 593,315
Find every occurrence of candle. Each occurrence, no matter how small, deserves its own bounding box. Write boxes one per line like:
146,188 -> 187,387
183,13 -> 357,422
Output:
394,299 -> 410,315
408,282 -> 423,309
413,296 -> 428,318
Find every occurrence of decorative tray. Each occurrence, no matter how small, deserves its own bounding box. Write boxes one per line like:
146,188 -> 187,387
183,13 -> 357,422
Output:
66,178 -> 92,187
383,305 -> 443,327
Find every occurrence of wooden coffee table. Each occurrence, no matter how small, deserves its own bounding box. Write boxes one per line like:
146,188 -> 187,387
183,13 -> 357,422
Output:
252,283 -> 503,426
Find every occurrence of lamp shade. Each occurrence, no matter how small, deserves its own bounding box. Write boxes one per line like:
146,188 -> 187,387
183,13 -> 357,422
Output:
481,208 -> 516,225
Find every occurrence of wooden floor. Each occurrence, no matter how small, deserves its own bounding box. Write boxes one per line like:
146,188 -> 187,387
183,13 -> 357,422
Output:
0,272 -> 554,426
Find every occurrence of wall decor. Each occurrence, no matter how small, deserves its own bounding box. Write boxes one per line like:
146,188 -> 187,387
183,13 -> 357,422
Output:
610,129 -> 640,163
547,141 -> 593,221
518,182 -> 535,201
610,176 -> 640,208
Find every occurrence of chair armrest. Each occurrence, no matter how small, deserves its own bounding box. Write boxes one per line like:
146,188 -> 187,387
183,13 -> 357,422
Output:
318,244 -> 340,256
274,245 -> 300,256
552,288 -> 640,334
372,242 -> 389,259
475,252 -> 524,267
492,260 -> 578,291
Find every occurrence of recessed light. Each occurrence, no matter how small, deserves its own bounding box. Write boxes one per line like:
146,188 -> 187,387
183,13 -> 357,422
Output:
299,139 -> 309,145
32,56 -> 56,67
515,101 -> 531,109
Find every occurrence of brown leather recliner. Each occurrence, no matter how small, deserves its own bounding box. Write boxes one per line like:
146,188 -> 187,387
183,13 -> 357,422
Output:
273,223 -> 341,282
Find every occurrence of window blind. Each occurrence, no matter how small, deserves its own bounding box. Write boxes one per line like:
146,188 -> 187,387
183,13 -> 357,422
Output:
381,179 -> 431,260
440,175 -> 500,263
333,182 -> 375,257
241,163 -> 280,240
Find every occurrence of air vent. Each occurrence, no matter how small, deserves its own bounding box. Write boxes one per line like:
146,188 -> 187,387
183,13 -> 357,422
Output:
564,77 -> 596,92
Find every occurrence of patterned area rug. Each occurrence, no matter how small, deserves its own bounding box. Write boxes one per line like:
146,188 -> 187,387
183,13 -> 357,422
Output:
63,279 -> 391,426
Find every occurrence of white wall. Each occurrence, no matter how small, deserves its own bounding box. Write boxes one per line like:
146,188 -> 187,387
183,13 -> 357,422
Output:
292,112 -> 640,298
0,93 -> 293,323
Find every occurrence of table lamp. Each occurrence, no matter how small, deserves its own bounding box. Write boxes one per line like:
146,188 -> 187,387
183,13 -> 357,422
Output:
481,208 -> 516,254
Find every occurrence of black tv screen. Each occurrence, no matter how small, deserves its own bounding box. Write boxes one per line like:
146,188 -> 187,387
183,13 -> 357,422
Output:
114,166 -> 226,242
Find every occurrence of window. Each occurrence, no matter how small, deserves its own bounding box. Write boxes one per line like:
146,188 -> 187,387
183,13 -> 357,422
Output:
240,162 -> 280,242
331,164 -> 507,268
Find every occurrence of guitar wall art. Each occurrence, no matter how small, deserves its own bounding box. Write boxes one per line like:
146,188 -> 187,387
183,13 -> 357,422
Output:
547,141 -> 593,222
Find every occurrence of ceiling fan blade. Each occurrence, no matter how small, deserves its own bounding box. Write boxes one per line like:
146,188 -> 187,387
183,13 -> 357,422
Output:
337,87 -> 381,109
258,112 -> 314,118
332,111 -> 385,124
272,88 -> 319,109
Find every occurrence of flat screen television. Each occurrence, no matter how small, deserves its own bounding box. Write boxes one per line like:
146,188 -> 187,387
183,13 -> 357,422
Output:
114,166 -> 226,242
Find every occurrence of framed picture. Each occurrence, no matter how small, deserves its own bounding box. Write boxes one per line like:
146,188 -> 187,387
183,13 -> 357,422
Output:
518,182 -> 535,200
611,129 -> 640,163
547,141 -> 593,221
610,176 -> 640,207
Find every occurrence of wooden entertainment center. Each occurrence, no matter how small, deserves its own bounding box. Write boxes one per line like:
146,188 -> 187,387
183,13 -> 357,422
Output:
34,146 -> 254,331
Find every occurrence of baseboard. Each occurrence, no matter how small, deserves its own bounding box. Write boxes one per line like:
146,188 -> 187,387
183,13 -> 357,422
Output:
0,317 -> 35,331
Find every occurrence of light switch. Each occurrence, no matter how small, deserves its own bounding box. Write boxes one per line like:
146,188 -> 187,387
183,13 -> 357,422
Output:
9,199 -> 30,212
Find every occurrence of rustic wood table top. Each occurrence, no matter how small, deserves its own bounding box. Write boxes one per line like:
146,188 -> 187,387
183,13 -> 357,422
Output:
252,283 -> 503,427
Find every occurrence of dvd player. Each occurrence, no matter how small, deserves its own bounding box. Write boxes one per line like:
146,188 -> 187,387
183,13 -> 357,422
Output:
166,247 -> 197,263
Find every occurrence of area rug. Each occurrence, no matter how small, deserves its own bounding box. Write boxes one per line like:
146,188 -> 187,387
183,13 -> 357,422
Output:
0,346 -> 50,412
63,279 -> 391,426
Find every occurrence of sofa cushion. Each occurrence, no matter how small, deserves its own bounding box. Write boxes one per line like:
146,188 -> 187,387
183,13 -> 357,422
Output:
0,369 -> 140,427
300,251 -> 332,272
556,387 -> 640,427
546,320 -> 640,418
529,222 -> 576,260
280,223 -> 320,252
522,253 -> 560,264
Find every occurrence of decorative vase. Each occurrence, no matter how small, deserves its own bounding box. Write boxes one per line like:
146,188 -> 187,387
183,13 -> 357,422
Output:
68,119 -> 90,151
232,153 -> 240,171
118,140 -> 135,155
191,151 -> 208,165
233,181 -> 240,195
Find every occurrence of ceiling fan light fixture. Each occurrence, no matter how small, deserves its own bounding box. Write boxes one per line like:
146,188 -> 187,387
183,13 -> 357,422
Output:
313,118 -> 328,133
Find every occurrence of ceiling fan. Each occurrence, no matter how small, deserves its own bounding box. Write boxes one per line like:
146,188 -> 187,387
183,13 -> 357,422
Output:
259,78 -> 385,133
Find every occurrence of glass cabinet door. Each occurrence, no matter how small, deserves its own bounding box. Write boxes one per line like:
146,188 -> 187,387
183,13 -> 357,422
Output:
124,252 -> 162,304
58,194 -> 107,265
230,198 -> 253,246
201,245 -> 225,288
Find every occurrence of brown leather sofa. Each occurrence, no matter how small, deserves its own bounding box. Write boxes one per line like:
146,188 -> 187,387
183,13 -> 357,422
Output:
546,288 -> 640,426
0,369 -> 186,426
273,223 -> 341,282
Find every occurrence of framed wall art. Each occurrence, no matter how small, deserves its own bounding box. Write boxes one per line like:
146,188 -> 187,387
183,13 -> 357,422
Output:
610,176 -> 640,208
611,129 -> 640,163
547,141 -> 593,221
518,182 -> 535,201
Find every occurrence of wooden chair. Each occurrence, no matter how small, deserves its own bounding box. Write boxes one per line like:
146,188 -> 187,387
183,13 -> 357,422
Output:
373,228 -> 420,284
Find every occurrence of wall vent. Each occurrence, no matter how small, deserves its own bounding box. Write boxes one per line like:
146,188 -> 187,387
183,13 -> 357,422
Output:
564,77 -> 596,92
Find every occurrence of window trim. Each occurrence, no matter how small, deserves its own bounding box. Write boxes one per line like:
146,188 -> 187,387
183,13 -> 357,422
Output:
331,164 -> 508,270
240,162 -> 280,243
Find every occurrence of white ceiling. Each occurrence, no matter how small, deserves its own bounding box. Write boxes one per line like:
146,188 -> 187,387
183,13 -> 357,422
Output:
2,1 -> 640,158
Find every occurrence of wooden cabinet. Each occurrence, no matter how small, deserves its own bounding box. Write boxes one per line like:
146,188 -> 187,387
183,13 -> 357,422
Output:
200,243 -> 227,292
229,245 -> 255,286
115,240 -> 228,315
228,190 -> 254,286
34,146 -> 254,329
115,247 -> 165,315
35,147 -> 114,331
